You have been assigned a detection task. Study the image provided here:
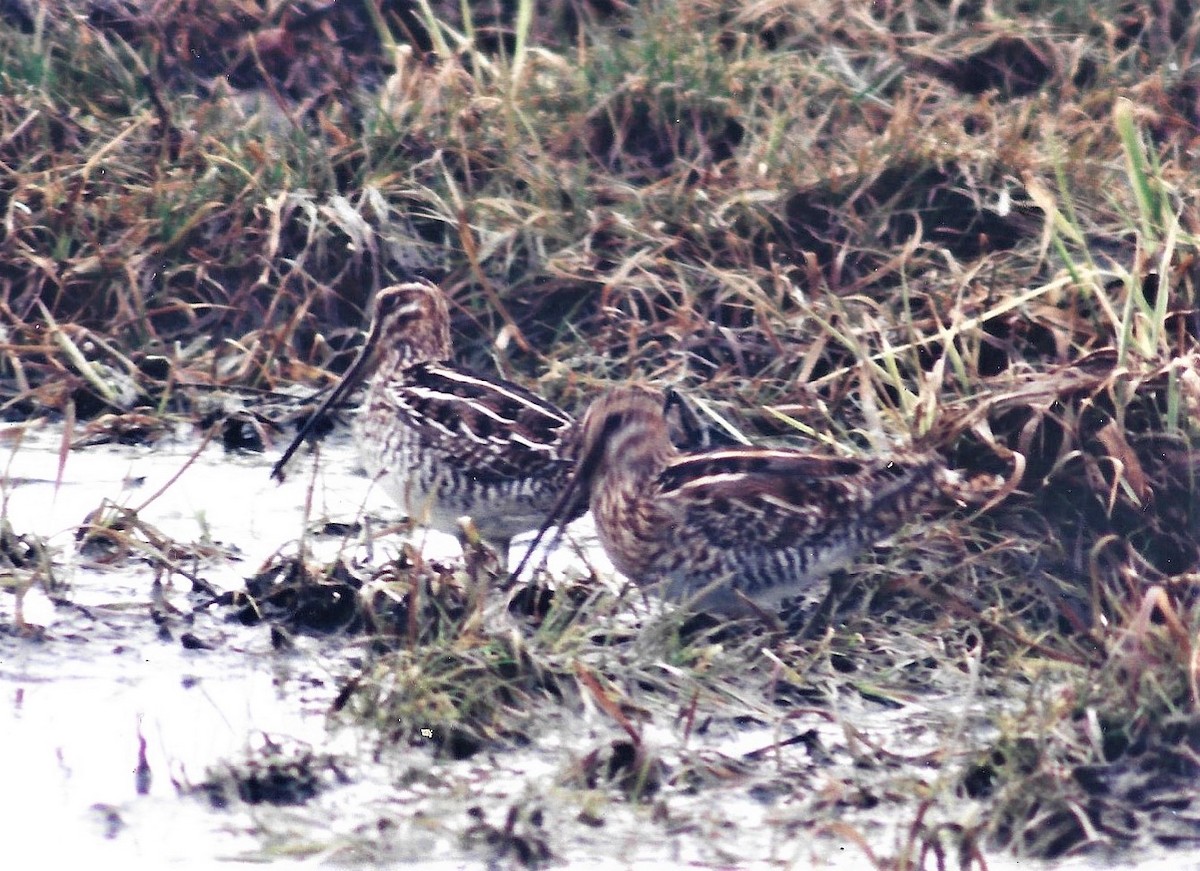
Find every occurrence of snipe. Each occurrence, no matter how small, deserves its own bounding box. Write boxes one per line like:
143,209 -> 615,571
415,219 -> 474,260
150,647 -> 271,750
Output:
271,281 -> 582,566
520,384 -> 949,616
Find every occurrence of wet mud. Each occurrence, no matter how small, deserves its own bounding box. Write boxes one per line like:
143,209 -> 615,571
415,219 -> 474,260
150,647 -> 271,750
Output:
1,426 -> 1197,868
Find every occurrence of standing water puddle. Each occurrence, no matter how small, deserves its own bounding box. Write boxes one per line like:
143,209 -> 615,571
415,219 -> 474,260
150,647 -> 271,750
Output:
0,427 -> 387,866
0,425 -> 1194,868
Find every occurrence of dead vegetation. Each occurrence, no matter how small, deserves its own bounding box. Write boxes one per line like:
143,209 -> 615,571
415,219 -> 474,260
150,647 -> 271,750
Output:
3,0 -> 1200,864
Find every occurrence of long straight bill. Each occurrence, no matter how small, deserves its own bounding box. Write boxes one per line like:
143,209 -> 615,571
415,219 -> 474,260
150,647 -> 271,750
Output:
270,332 -> 378,481
505,438 -> 598,583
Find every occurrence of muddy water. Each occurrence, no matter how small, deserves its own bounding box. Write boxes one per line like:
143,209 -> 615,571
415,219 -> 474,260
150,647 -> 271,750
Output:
0,425 -> 1193,868
0,427 -> 378,865
0,426 -> 602,867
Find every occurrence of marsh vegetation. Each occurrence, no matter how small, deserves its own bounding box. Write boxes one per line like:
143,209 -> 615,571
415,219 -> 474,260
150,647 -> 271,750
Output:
2,0 -> 1200,866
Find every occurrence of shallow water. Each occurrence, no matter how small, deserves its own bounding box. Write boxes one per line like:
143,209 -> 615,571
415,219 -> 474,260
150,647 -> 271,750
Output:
0,427 -> 375,866
0,426 -> 598,867
0,424 -> 1195,868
